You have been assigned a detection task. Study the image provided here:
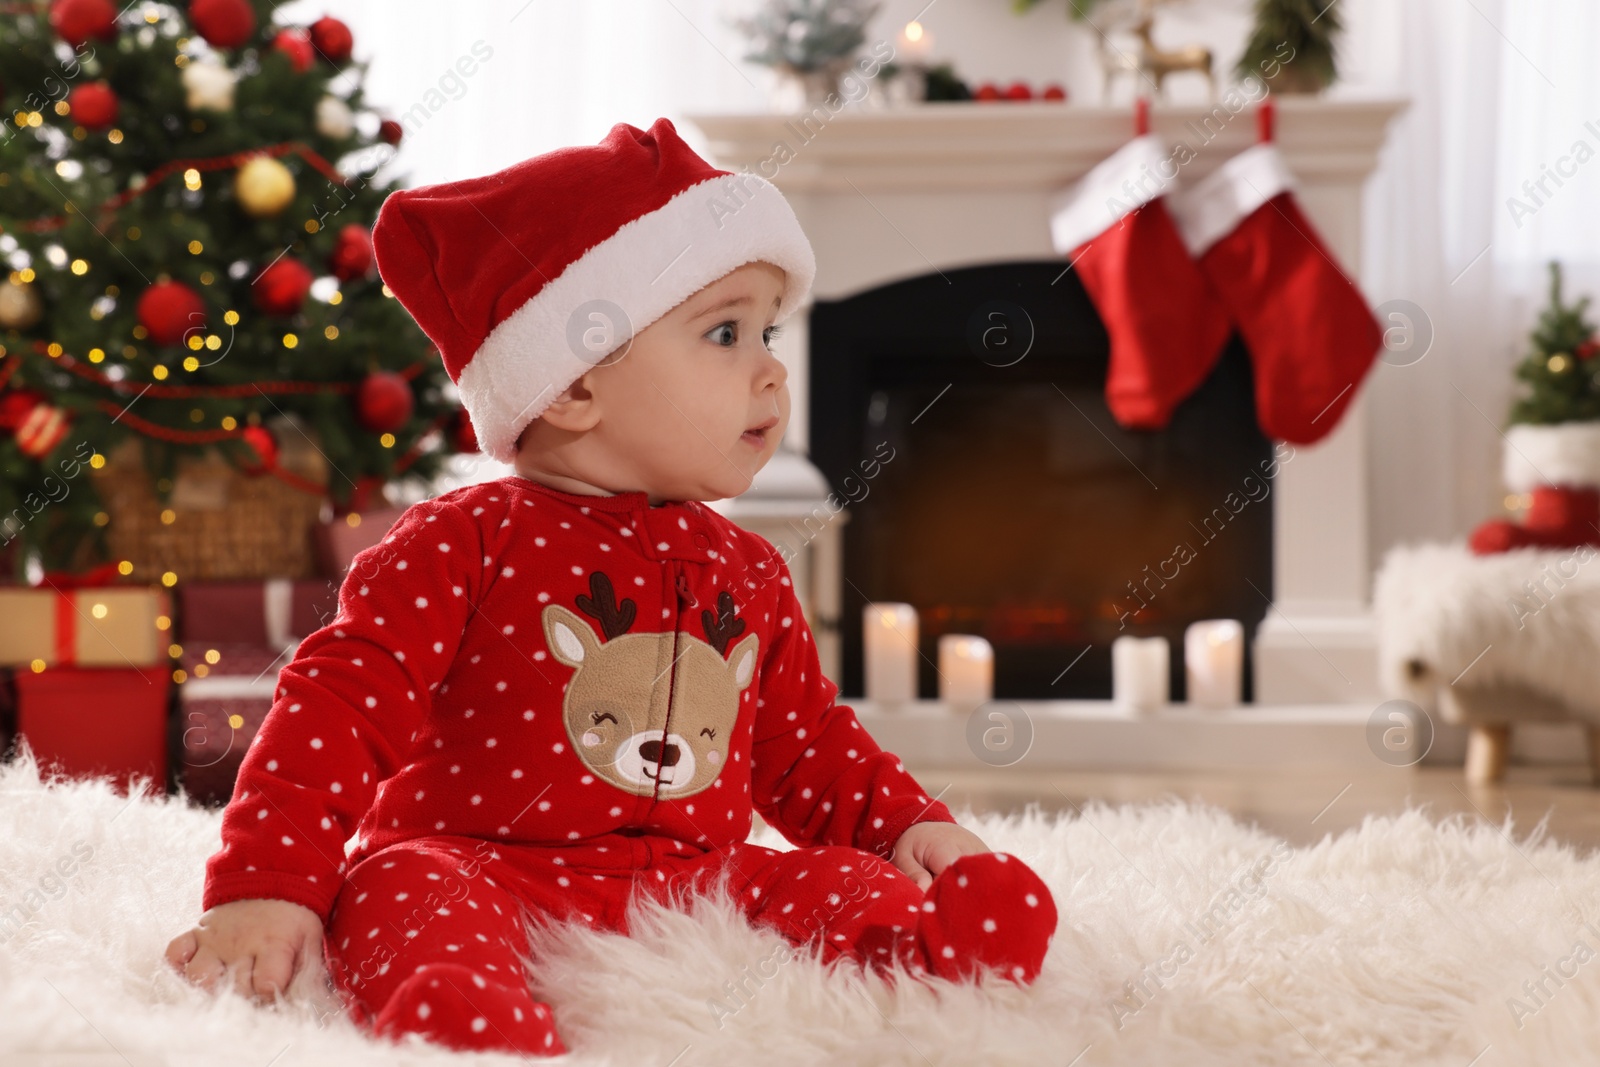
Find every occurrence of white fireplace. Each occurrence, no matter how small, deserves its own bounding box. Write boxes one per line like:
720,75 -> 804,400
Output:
688,98 -> 1405,707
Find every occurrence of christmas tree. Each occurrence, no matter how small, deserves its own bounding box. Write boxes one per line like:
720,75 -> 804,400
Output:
1235,0 -> 1342,93
1508,261 -> 1600,426
0,0 -> 469,575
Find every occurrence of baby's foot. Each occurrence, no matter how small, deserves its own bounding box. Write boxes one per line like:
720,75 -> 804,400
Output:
372,961 -> 567,1056
913,852 -> 1057,983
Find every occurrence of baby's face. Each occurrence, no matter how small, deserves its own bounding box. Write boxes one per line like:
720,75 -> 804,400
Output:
579,261 -> 791,501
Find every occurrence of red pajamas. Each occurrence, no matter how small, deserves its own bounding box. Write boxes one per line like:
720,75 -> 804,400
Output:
201,476 -> 1057,1056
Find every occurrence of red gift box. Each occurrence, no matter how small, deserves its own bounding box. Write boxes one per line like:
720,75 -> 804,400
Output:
314,505 -> 407,579
0,585 -> 170,668
178,579 -> 339,647
15,666 -> 171,794
175,643 -> 288,805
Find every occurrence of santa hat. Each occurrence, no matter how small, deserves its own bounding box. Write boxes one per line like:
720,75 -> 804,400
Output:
371,117 -> 816,463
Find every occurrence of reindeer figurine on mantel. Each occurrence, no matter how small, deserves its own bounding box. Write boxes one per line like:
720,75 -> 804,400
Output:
1097,0 -> 1215,101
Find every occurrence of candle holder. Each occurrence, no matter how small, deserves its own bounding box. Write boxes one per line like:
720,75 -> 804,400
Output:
1111,635 -> 1168,713
938,634 -> 993,708
1184,619 -> 1244,708
863,602 -> 919,705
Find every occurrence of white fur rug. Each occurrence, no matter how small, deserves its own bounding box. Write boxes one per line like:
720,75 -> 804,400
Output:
6,748 -> 1600,1067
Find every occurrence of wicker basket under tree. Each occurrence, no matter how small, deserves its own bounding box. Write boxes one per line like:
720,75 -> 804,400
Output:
89,416 -> 330,581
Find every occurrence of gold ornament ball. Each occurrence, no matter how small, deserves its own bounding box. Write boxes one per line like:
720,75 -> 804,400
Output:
0,280 -> 44,330
235,156 -> 297,218
1548,353 -> 1571,373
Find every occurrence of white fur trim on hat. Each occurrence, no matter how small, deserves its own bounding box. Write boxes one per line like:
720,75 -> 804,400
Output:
1168,142 -> 1295,257
457,171 -> 816,463
1503,421 -> 1600,491
1047,134 -> 1175,255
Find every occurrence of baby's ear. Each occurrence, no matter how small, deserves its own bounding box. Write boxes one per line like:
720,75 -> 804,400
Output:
534,374 -> 600,433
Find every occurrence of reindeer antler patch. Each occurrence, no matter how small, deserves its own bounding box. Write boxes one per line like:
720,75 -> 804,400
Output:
702,590 -> 746,656
574,571 -> 635,639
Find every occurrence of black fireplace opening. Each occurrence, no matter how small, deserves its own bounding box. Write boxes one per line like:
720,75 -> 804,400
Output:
808,260 -> 1274,703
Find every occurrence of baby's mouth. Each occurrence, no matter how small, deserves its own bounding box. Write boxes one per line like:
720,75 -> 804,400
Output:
742,416 -> 778,448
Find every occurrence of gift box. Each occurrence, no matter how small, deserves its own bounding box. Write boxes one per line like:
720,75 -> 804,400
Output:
0,586 -> 170,668
314,505 -> 408,579
177,578 -> 339,647
15,666 -> 171,794
176,646 -> 284,806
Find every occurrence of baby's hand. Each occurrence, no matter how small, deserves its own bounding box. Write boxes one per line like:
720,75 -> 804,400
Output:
164,898 -> 325,1004
887,822 -> 991,891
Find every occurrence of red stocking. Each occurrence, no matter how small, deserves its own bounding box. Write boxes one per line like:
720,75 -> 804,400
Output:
1169,141 -> 1381,445
1049,134 -> 1233,431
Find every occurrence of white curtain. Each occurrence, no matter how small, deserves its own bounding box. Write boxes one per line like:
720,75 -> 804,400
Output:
1345,0 -> 1600,552
275,0 -> 773,186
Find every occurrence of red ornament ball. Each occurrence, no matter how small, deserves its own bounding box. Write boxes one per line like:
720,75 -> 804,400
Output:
356,371 -> 413,433
237,425 -> 279,475
1577,337 -> 1600,361
15,402 -> 70,459
974,82 -> 1001,102
50,0 -> 118,48
0,389 -> 47,430
327,224 -> 373,282
1004,81 -> 1033,101
309,15 -> 353,63
188,0 -> 255,49
252,257 -> 314,317
1041,83 -> 1067,102
67,80 -> 118,130
450,408 -> 479,454
137,281 -> 207,347
272,29 -> 315,73
378,118 -> 403,146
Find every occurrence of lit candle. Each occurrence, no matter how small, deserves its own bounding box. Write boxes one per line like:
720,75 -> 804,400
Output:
938,634 -> 993,705
864,602 -> 918,704
1184,619 -> 1244,708
1111,635 -> 1168,712
896,20 -> 933,63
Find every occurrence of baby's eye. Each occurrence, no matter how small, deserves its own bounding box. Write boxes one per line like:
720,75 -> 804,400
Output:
592,711 -> 618,726
705,322 -> 736,347
762,323 -> 783,350
700,727 -> 716,740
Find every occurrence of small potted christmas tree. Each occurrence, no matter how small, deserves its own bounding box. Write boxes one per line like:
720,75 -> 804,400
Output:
1470,261 -> 1600,554
1235,0 -> 1343,94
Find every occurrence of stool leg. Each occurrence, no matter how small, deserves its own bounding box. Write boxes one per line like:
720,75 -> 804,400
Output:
1465,725 -> 1511,785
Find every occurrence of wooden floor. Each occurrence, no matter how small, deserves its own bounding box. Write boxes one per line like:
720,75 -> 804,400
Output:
908,763 -> 1600,851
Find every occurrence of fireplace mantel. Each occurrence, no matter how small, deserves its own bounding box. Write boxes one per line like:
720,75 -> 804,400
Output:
686,98 -> 1406,703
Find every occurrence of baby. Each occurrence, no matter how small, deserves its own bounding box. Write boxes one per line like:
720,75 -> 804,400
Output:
165,118 -> 1058,1057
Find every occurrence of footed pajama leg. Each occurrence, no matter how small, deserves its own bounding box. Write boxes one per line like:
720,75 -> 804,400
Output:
323,838 -> 567,1056
707,844 -> 1058,985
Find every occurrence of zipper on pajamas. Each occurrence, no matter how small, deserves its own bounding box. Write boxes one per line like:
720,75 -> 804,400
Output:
652,564 -> 697,806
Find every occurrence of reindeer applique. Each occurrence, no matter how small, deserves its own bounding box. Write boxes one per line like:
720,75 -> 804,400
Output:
541,571 -> 759,799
